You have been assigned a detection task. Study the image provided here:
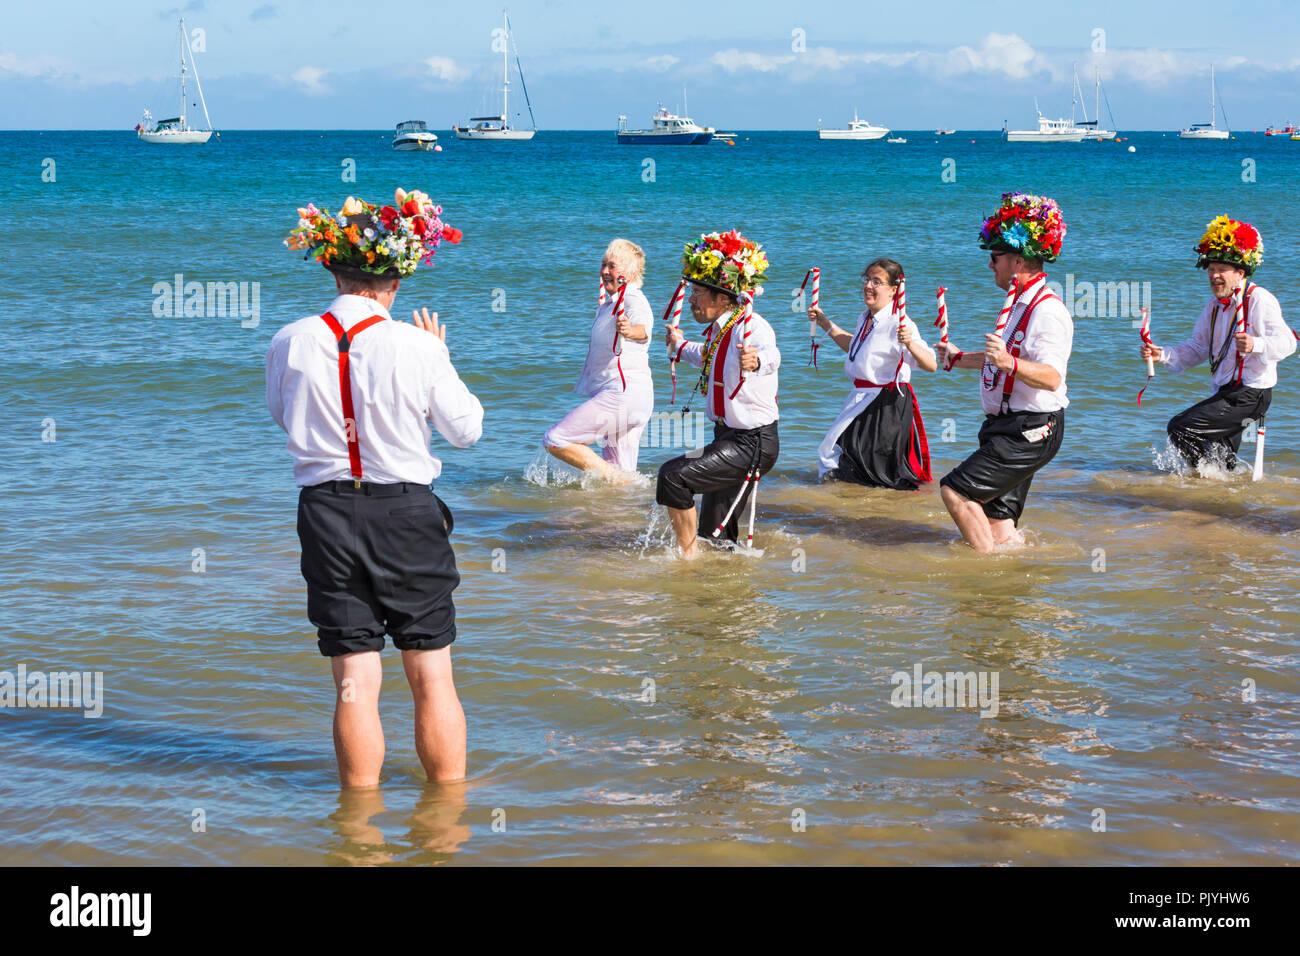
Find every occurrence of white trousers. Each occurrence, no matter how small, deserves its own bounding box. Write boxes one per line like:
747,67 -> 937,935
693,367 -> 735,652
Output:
544,386 -> 654,471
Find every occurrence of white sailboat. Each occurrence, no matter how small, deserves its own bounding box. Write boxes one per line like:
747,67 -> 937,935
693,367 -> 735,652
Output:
1179,63 -> 1230,139
454,10 -> 536,140
137,18 -> 213,144
817,109 -> 890,140
1075,65 -> 1117,141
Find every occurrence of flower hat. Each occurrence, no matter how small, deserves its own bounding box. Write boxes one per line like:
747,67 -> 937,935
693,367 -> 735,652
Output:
1195,215 -> 1263,275
978,192 -> 1066,263
285,187 -> 462,280
681,229 -> 769,297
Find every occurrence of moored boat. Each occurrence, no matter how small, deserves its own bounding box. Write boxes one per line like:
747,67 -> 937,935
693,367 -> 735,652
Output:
136,18 -> 214,144
392,120 -> 438,151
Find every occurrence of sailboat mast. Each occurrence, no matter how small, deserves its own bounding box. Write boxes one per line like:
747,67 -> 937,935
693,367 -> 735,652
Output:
178,19 -> 188,127
501,9 -> 509,126
1207,63 -> 1214,128
1095,67 -> 1100,127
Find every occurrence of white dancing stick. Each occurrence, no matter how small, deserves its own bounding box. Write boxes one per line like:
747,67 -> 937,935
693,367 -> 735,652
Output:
1140,308 -> 1155,376
1253,421 -> 1266,482
611,276 -> 627,355
934,286 -> 949,343
745,472 -> 760,549
712,470 -> 754,539
598,278 -> 607,307
729,291 -> 755,399
993,276 -> 1019,336
661,279 -> 687,404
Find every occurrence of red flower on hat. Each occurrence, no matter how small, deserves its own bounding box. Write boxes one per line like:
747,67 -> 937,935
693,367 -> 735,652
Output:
401,199 -> 421,217
441,226 -> 463,243
718,229 -> 745,258
412,217 -> 428,237
1234,222 -> 1260,250
379,205 -> 398,228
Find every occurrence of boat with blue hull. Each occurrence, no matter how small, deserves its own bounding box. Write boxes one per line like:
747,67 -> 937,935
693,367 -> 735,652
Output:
617,106 -> 712,145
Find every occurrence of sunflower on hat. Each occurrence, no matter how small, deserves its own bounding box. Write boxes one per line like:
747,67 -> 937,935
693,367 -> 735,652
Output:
285,187 -> 462,279
1195,214 -> 1263,274
682,229 -> 768,295
978,192 -> 1066,262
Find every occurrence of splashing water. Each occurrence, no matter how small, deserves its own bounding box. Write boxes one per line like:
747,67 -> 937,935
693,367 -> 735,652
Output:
1150,439 -> 1249,482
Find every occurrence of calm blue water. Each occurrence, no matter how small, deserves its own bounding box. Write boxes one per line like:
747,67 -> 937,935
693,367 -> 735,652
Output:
2,130 -> 1297,865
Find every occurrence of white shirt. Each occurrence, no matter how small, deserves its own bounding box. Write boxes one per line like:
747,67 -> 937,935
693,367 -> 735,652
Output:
266,294 -> 483,486
1162,284 -> 1296,389
843,307 -> 933,387
675,309 -> 780,429
980,276 -> 1073,415
575,284 -> 654,397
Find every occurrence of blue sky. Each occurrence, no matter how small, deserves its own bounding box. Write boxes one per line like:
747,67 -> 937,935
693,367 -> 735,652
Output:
3,0 -> 1299,129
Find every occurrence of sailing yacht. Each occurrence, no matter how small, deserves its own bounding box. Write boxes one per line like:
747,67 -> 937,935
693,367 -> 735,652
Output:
136,18 -> 213,144
454,11 -> 536,140
1179,64 -> 1230,139
1075,65 -> 1117,141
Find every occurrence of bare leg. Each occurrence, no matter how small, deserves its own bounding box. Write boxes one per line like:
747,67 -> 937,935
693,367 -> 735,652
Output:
331,651 -> 385,788
547,443 -> 630,483
988,517 -> 1024,547
401,647 -> 466,783
940,485 -> 996,555
668,505 -> 699,559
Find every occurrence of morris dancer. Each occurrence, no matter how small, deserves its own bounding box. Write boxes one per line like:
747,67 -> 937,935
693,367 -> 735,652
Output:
271,188 -> 481,787
936,193 -> 1072,553
544,239 -> 654,480
657,230 -> 779,558
809,258 -> 937,488
1140,215 -> 1295,470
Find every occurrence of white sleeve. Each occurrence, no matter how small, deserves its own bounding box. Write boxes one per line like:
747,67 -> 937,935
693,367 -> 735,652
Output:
675,339 -> 706,368
265,335 -> 288,430
902,317 -> 933,369
753,317 -> 780,375
1162,302 -> 1214,372
1024,303 -> 1072,378
1249,290 -> 1299,364
624,292 -> 654,336
424,337 -> 484,448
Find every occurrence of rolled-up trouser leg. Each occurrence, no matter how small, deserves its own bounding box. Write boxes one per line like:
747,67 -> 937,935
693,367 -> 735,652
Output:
1167,384 -> 1271,469
655,422 -> 779,542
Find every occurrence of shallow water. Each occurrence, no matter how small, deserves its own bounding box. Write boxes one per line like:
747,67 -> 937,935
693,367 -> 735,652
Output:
2,130 -> 1297,864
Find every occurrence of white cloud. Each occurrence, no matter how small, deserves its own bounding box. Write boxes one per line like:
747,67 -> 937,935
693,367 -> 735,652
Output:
0,51 -> 66,78
290,65 -> 330,95
710,49 -> 795,73
940,32 -> 1051,79
424,56 -> 468,83
636,54 -> 679,72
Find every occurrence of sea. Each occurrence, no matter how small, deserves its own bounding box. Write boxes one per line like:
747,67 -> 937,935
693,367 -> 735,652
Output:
2,129 -> 1297,865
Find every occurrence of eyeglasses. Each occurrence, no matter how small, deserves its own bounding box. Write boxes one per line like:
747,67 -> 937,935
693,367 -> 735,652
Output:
862,277 -> 892,287
989,251 -> 1010,263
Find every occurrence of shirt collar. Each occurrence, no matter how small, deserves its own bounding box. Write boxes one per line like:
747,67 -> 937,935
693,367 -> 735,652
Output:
1014,273 -> 1048,305
326,293 -> 394,327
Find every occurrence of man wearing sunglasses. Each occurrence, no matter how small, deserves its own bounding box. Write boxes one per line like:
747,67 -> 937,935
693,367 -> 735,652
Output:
935,193 -> 1072,553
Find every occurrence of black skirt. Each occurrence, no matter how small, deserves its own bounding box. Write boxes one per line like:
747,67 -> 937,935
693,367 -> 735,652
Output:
835,383 -> 931,490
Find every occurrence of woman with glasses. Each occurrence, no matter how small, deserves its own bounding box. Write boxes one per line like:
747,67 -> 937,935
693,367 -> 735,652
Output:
809,258 -> 937,489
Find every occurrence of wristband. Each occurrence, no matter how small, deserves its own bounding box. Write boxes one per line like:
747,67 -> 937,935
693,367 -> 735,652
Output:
674,341 -> 689,362
945,349 -> 963,372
